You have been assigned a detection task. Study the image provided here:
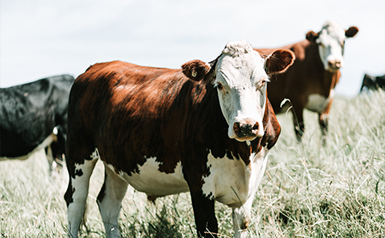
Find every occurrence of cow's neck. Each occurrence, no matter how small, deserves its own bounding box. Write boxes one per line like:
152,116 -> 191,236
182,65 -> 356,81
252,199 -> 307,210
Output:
307,43 -> 340,94
323,69 -> 340,91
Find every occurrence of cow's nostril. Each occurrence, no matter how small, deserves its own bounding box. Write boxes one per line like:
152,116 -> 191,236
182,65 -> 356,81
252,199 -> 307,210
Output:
329,61 -> 341,69
233,121 -> 259,138
252,123 -> 259,131
251,122 -> 259,135
233,122 -> 241,134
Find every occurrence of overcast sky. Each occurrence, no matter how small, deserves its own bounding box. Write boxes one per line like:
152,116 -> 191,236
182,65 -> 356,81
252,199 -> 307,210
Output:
1,0 -> 384,97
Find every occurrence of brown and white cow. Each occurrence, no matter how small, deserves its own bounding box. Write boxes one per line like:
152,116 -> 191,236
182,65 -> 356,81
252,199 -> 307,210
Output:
64,41 -> 294,238
255,21 -> 359,141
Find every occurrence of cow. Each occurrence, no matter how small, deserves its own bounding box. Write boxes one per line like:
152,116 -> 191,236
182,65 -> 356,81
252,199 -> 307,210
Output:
255,21 -> 359,141
64,41 -> 295,238
0,75 -> 75,170
360,73 -> 385,92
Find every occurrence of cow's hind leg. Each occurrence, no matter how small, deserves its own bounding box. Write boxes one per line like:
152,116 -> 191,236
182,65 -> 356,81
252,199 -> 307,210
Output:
64,148 -> 99,238
97,163 -> 128,238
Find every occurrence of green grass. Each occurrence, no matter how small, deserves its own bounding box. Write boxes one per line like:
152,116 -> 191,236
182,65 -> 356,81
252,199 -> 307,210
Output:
1,90 -> 385,237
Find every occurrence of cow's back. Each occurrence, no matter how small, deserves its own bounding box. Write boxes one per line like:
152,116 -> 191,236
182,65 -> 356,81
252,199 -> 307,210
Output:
67,61 -> 208,174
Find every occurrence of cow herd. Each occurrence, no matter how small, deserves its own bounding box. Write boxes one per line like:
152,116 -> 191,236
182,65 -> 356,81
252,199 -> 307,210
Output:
1,21 -> 383,237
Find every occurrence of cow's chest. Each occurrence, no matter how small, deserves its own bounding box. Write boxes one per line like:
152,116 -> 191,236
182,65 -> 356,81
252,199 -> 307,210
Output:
201,148 -> 268,207
305,89 -> 334,112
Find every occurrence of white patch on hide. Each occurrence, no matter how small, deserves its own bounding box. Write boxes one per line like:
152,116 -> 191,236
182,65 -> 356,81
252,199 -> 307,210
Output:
201,147 -> 269,208
67,158 -> 98,238
306,89 -> 334,112
90,148 -> 100,160
112,157 -> 189,197
306,94 -> 327,112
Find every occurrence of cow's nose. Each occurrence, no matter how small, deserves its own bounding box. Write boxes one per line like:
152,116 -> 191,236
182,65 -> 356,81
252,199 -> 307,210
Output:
233,120 -> 260,139
328,60 -> 341,69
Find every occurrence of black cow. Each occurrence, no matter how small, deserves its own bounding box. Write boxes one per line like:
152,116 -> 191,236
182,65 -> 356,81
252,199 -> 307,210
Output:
360,74 -> 385,92
0,75 -> 74,169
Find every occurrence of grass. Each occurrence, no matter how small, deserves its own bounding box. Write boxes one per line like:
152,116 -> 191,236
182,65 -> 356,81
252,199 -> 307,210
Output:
1,90 -> 385,237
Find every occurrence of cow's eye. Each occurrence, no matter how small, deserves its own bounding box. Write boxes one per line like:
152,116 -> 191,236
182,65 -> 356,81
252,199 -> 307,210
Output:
257,79 -> 269,90
216,83 -> 224,90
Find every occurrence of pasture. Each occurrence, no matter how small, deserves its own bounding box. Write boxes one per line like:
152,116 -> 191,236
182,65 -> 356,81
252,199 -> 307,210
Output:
1,90 -> 385,237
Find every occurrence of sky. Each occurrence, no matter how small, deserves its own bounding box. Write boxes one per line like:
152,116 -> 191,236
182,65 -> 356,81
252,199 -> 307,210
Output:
1,0 -> 384,97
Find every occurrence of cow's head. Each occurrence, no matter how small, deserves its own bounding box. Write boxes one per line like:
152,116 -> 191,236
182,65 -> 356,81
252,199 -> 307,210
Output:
306,21 -> 359,72
182,41 -> 294,142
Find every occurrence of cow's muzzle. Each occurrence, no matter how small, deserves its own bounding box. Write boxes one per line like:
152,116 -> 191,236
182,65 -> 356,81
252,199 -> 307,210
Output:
233,119 -> 261,141
327,60 -> 342,71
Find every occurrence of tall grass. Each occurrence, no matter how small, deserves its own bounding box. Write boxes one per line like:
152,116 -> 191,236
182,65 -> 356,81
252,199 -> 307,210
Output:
0,90 -> 385,237
255,90 -> 385,237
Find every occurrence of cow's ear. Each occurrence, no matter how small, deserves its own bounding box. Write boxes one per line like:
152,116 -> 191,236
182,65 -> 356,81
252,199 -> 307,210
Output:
264,49 -> 295,76
306,30 -> 318,42
181,60 -> 211,81
345,26 -> 359,38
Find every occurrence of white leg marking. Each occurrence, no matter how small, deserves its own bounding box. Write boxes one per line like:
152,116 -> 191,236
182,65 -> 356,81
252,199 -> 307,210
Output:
233,197 -> 253,238
98,163 -> 129,238
67,148 -> 99,238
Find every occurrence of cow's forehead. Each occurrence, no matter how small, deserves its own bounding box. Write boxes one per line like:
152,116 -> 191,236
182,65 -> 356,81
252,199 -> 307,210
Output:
215,41 -> 266,87
317,21 -> 346,44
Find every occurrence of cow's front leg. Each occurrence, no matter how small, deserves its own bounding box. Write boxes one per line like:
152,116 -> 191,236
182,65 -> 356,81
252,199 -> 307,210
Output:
190,190 -> 218,237
318,112 -> 329,145
318,112 -> 329,136
319,98 -> 333,145
232,197 -> 254,238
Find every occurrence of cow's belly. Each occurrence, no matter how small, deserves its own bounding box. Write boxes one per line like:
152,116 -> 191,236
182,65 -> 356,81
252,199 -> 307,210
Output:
0,132 -> 56,160
119,158 -> 189,197
201,147 -> 269,208
305,90 -> 334,113
109,148 -> 268,206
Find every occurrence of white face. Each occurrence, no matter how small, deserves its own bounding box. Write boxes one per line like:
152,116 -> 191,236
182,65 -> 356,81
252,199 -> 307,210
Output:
214,41 -> 268,142
316,21 -> 347,72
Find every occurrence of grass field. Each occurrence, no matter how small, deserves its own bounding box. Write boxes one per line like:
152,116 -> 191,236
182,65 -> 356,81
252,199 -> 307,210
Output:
1,90 -> 385,237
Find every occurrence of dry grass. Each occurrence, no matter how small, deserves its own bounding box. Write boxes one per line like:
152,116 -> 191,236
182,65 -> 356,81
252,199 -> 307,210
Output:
1,90 -> 385,237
